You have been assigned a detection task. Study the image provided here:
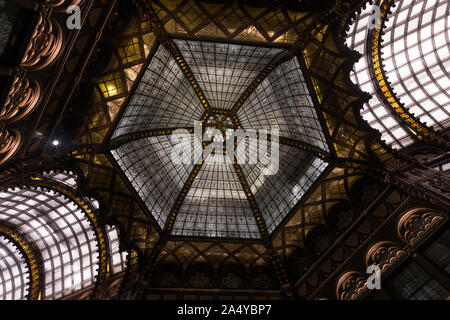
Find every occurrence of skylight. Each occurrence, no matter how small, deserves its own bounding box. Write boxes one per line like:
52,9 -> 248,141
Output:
109,40 -> 329,239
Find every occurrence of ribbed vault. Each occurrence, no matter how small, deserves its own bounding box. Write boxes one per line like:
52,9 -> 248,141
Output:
109,39 -> 330,240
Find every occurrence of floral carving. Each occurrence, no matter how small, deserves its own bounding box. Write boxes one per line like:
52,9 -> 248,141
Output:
1,69 -> 40,122
20,14 -> 62,71
0,4 -> 67,166
398,209 -> 446,247
0,123 -> 21,165
365,241 -> 407,273
336,271 -> 368,300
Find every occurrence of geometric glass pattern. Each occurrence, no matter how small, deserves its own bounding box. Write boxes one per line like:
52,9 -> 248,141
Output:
172,154 -> 260,239
345,2 -> 414,149
381,0 -> 450,129
174,39 -> 285,110
424,228 -> 450,275
0,187 -> 99,299
387,261 -> 449,299
110,40 -> 329,239
238,142 -> 328,234
345,0 -> 450,149
40,170 -> 78,189
0,235 -> 29,300
237,57 -> 329,151
105,225 -> 128,275
111,135 -> 201,228
112,45 -> 205,139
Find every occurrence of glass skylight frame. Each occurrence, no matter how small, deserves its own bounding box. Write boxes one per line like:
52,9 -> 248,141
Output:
112,44 -> 205,139
111,135 -> 201,228
345,0 -> 450,149
380,0 -> 450,129
109,39 -> 331,240
172,155 -> 261,239
345,2 -> 414,149
0,235 -> 29,300
237,56 -> 329,152
105,225 -> 128,275
0,187 -> 100,299
237,141 -> 328,234
174,39 -> 285,110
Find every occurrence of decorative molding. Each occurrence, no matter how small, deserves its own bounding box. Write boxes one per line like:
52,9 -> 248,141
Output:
0,2 -> 69,166
0,124 -> 21,166
20,13 -> 63,71
1,69 -> 41,122
336,271 -> 368,300
397,208 -> 447,248
428,175 -> 450,195
365,241 -> 407,274
366,0 -> 444,145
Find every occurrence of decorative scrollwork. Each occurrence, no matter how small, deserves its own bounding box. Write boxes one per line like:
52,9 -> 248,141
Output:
397,209 -> 447,248
336,271 -> 368,300
365,241 -> 407,273
0,123 -> 21,166
20,13 -> 63,71
1,69 -> 40,122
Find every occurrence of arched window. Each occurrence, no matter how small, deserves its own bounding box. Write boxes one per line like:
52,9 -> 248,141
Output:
105,225 -> 127,275
345,0 -> 449,149
0,187 -> 100,299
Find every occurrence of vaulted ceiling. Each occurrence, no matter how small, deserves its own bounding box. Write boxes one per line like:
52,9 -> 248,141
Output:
0,0 -> 448,300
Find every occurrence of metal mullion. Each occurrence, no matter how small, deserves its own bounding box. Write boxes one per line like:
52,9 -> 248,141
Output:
398,2 -> 442,126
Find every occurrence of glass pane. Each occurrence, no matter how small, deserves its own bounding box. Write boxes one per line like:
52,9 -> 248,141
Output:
0,236 -> 29,300
0,188 -> 100,299
387,261 -> 449,300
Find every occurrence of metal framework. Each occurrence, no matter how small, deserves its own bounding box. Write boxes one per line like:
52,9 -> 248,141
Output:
1,0 -> 449,301
345,0 -> 449,149
0,225 -> 40,300
107,35 -> 330,241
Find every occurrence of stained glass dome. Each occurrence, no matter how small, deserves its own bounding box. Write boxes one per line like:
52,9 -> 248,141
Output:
109,39 -> 330,239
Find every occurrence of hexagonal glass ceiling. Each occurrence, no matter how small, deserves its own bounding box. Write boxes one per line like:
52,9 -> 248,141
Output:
109,39 -> 330,239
